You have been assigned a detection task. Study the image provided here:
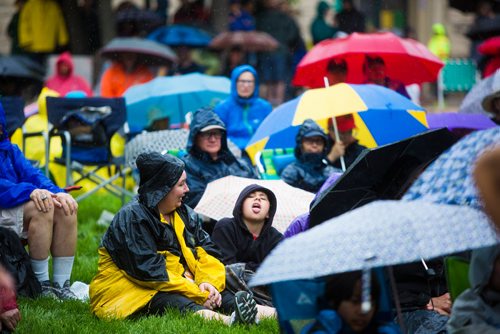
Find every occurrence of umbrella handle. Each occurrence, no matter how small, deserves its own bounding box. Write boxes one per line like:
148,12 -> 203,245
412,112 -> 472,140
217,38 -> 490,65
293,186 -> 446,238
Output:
387,266 -> 407,333
323,76 -> 346,172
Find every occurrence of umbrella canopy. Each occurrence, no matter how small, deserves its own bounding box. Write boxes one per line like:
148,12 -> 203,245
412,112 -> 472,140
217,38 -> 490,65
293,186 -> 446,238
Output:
459,69 -> 500,116
99,37 -> 177,66
124,128 -> 241,168
209,31 -> 279,52
403,127 -> 500,209
148,25 -> 212,47
0,56 -> 45,81
309,128 -> 457,228
467,16 -> 500,40
246,83 -> 428,162
251,200 -> 499,287
124,73 -> 231,133
478,36 -> 500,55
426,112 -> 497,137
293,32 -> 444,88
194,175 -> 314,233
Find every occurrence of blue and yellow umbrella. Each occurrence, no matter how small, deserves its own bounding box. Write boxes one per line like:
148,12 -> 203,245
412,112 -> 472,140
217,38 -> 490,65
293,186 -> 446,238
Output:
246,83 -> 428,164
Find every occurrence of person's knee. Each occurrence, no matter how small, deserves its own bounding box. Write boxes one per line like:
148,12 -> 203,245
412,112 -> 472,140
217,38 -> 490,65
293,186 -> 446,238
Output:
53,206 -> 78,228
24,200 -> 54,224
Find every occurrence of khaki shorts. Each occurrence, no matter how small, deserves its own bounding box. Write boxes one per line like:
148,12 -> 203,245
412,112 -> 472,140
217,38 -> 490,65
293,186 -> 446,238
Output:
0,205 -> 26,239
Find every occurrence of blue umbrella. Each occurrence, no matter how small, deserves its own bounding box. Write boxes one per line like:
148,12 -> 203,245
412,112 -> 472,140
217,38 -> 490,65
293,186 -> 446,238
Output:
124,73 -> 230,134
403,127 -> 500,209
148,25 -> 212,47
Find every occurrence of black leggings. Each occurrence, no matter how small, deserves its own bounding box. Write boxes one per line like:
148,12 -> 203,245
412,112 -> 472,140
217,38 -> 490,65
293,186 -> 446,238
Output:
135,290 -> 236,317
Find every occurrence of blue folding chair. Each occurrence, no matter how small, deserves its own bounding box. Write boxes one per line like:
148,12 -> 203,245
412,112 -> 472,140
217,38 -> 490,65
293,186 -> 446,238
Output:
45,97 -> 134,202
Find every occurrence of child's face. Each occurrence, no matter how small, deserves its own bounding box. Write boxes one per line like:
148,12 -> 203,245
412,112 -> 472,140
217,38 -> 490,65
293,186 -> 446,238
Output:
337,280 -> 376,333
242,191 -> 270,223
301,136 -> 325,154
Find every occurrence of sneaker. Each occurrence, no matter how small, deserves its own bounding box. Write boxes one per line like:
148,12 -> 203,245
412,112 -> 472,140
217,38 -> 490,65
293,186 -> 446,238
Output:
231,291 -> 258,325
53,280 -> 78,300
40,280 -> 58,299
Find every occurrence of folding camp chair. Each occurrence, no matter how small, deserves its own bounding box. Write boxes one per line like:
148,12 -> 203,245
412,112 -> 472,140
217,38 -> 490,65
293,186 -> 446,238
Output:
255,148 -> 295,180
437,58 -> 479,110
45,96 -> 134,202
444,256 -> 471,301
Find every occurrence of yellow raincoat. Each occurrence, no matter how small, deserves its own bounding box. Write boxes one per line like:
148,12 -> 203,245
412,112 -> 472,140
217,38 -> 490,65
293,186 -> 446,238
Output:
90,202 -> 225,319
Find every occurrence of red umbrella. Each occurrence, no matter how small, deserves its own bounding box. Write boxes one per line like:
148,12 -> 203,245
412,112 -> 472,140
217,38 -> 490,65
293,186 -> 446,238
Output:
209,31 -> 279,52
293,32 -> 444,88
479,36 -> 500,56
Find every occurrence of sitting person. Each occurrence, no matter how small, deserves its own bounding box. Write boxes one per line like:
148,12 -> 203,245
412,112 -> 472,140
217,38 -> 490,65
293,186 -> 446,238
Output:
281,119 -> 342,193
447,246 -> 500,333
214,64 -> 272,151
89,152 -> 275,324
0,265 -> 20,332
326,59 -> 348,86
182,108 -> 258,208
0,103 -> 78,300
212,184 -> 282,271
45,51 -> 93,97
326,114 -> 367,170
393,259 -> 451,334
364,56 -> 410,100
302,271 -> 400,333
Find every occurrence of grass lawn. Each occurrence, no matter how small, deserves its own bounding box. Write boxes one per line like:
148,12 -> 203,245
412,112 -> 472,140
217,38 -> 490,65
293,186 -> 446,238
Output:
16,195 -> 279,334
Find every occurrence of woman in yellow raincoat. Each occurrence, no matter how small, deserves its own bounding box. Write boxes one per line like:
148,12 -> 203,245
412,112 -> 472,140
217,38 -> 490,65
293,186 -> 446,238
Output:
90,152 -> 274,324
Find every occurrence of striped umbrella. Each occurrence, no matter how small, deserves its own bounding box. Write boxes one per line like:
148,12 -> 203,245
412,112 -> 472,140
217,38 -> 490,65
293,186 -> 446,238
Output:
246,83 -> 428,165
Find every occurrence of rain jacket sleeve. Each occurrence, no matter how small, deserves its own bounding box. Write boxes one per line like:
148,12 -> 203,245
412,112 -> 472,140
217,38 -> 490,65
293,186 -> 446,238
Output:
0,145 -> 63,209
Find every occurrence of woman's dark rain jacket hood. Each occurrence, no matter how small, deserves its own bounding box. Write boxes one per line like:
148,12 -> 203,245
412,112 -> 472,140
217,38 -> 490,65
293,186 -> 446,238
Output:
186,107 -> 236,163
233,184 -> 277,231
137,151 -> 185,208
0,102 -> 7,143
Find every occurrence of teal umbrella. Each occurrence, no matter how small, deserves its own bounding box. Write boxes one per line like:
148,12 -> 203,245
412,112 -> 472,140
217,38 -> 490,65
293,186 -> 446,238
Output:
124,73 -> 230,134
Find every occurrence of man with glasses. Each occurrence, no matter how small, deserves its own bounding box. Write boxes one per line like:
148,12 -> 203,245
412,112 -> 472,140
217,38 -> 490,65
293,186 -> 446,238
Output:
281,119 -> 342,193
182,108 -> 258,209
214,65 -> 272,156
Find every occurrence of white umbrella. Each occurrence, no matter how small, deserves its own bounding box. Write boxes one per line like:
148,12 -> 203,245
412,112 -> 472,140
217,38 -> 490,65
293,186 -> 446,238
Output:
194,176 -> 315,233
251,200 -> 499,287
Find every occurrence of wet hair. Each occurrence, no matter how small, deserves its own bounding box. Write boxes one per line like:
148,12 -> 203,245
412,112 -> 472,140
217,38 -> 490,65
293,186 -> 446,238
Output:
322,271 -> 380,310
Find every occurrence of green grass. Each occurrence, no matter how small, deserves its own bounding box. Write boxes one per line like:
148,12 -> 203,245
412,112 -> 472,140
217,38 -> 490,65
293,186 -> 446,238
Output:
17,195 -> 279,334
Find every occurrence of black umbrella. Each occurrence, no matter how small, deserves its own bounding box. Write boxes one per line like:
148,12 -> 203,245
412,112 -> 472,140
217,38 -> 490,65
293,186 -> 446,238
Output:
466,16 -> 500,40
1,96 -> 25,137
0,56 -> 45,81
309,128 -> 458,228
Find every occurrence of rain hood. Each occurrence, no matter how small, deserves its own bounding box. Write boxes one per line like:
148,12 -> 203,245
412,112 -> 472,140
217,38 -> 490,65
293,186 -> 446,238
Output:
137,151 -> 185,208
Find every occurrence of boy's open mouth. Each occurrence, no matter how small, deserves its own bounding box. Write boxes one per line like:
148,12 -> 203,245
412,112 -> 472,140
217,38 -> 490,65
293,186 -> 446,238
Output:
251,202 -> 261,213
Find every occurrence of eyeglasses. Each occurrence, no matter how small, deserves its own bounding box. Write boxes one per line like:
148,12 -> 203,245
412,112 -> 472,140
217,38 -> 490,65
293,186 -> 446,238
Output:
199,130 -> 223,139
303,137 -> 325,145
237,79 -> 255,85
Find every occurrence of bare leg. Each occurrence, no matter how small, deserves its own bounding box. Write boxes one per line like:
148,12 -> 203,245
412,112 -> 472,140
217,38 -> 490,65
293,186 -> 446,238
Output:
195,309 -> 232,325
23,201 -> 54,260
51,206 -> 77,257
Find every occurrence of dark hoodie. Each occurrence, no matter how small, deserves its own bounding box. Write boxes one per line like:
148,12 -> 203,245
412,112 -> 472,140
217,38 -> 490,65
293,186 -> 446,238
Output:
181,108 -> 258,208
281,119 -> 340,193
211,184 -> 283,272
